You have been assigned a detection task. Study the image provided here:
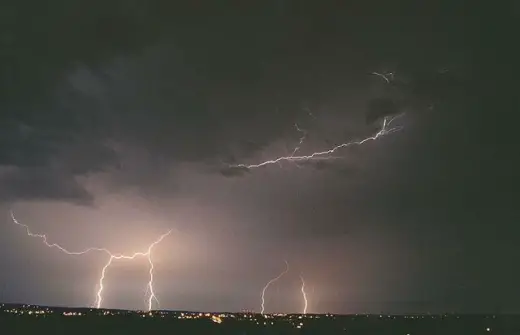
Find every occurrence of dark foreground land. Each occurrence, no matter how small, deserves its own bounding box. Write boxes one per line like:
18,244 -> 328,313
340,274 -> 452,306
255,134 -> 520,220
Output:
1,304 -> 519,334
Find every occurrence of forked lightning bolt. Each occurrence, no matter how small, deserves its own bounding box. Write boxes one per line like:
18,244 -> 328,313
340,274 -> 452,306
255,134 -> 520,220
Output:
371,71 -> 394,83
231,114 -> 404,170
260,260 -> 289,315
290,123 -> 307,157
300,274 -> 308,314
289,123 -> 308,169
94,230 -> 172,311
10,210 -> 171,311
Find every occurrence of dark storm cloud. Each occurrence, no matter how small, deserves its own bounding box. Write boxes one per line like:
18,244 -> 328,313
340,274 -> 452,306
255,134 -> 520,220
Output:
0,167 -> 93,205
0,106 -> 118,204
220,166 -> 251,178
365,69 -> 469,125
1,0 -> 518,314
365,98 -> 402,125
1,1 -> 163,203
289,159 -> 346,172
2,1 -> 160,106
1,0 -> 483,206
352,56 -> 518,226
309,161 -> 366,179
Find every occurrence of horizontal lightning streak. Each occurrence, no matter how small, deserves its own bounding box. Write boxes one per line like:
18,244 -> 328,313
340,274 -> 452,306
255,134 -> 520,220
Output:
231,114 -> 404,170
10,211 -> 171,312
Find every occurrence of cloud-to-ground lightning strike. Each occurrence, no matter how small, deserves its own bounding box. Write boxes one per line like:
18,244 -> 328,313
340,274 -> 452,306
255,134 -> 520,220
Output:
94,230 -> 172,311
10,210 -> 171,311
260,260 -> 289,315
300,274 -> 308,315
231,113 -> 404,170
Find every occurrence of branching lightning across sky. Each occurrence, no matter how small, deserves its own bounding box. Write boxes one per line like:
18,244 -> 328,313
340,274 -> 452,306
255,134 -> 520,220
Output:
299,274 -> 308,315
10,211 -> 110,255
230,113 -> 404,170
10,210 -> 171,311
260,260 -> 289,315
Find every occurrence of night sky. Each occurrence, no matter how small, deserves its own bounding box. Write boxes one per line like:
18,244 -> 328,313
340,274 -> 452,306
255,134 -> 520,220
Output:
1,1 -> 518,314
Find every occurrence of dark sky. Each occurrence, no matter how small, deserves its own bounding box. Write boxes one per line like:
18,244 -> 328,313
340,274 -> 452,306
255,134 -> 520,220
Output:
0,1 -> 518,314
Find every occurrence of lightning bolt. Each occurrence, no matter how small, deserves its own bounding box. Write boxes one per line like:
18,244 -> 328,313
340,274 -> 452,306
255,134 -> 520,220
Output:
290,123 -> 307,157
94,230 -> 172,311
9,210 -> 171,311
371,71 -> 394,83
300,274 -> 308,315
260,260 -> 289,315
230,113 -> 404,170
10,211 -> 110,255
